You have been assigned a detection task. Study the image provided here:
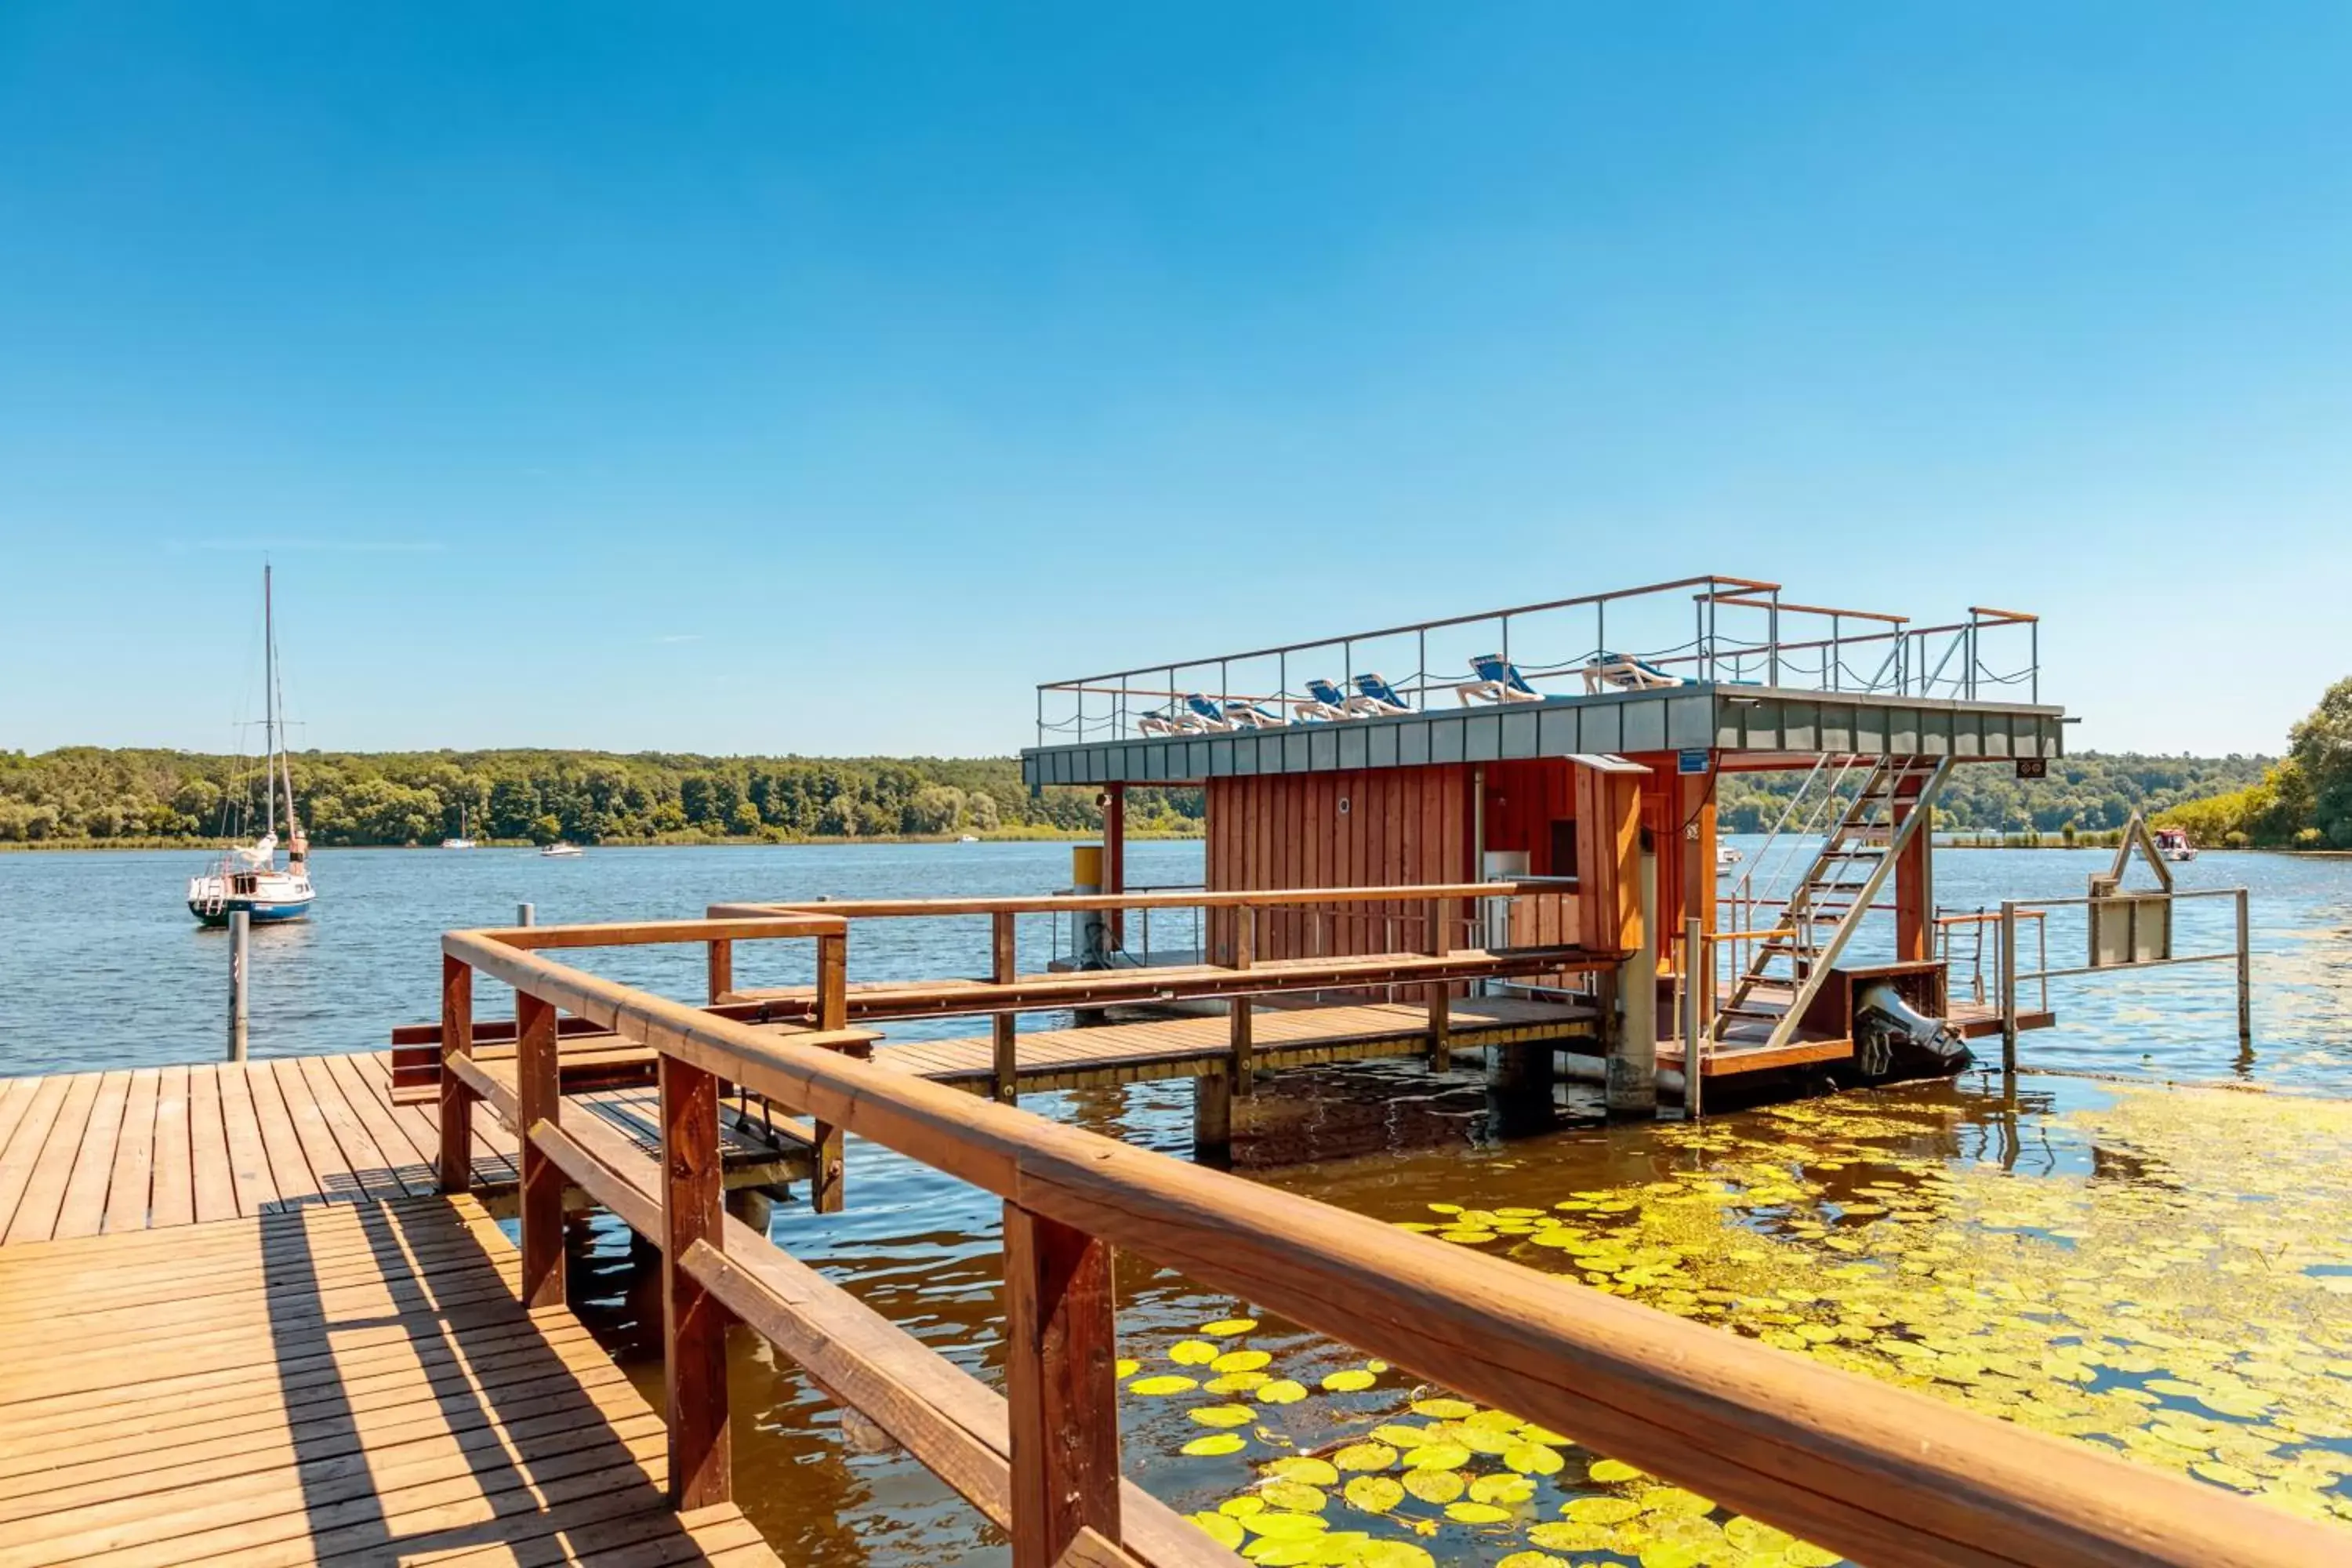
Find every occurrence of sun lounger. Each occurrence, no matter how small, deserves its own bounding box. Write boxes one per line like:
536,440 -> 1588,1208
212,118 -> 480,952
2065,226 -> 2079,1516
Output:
1221,699 -> 1287,728
1183,694 -> 1240,731
1457,653 -> 1544,706
1351,673 -> 1414,717
1138,706 -> 1207,737
1581,652 -> 1689,693
1291,678 -> 1355,722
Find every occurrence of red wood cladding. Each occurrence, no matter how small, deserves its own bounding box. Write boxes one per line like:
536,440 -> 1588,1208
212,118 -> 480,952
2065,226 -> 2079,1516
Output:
1205,768 -> 1474,963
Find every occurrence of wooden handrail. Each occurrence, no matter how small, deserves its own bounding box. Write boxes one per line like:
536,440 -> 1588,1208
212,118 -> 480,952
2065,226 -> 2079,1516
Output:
445,923 -> 2335,1568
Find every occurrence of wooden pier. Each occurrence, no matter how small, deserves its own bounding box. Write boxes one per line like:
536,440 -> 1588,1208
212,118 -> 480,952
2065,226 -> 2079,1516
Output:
0,1192 -> 775,1566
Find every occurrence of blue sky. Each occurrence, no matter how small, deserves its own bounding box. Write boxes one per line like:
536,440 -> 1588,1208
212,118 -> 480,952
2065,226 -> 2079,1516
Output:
2,4 -> 2346,759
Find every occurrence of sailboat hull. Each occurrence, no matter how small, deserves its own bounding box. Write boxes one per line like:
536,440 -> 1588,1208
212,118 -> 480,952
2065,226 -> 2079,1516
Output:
190,897 -> 314,927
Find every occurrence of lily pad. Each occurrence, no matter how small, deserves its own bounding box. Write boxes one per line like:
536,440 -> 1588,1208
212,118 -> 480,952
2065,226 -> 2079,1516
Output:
1341,1475 -> 1403,1513
1127,1375 -> 1198,1396
1182,1433 -> 1247,1457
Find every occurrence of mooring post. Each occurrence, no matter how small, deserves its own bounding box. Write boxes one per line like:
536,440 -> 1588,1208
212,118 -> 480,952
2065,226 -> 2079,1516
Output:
2234,887 -> 2252,1048
1606,837 -> 1658,1118
1998,900 -> 2020,1074
227,909 -> 250,1062
1682,915 -> 1704,1120
1193,1070 -> 1233,1164
517,902 -> 535,928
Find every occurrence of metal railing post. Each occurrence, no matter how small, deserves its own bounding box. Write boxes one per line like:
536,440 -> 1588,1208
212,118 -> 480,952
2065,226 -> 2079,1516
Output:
1998,900 -> 2019,1074
2235,887 -> 2252,1048
1683,916 -> 1704,1119
227,909 -> 249,1062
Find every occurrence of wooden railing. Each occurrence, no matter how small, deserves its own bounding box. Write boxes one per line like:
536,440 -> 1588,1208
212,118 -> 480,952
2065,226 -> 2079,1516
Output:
438,917 -> 2332,1568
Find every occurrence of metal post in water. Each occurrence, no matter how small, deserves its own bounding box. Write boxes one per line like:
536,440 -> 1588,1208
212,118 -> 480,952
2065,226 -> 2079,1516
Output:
2235,887 -> 2252,1047
517,902 -> 535,928
1682,915 -> 1704,1120
1607,838 -> 1659,1118
227,909 -> 249,1062
1998,900 -> 2019,1074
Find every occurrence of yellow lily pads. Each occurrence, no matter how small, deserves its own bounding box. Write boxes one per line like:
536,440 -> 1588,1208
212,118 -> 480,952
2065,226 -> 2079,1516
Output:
1342,1475 -> 1404,1513
1321,1368 -> 1377,1392
1201,1317 -> 1260,1337
1214,1349 -> 1274,1374
1402,1468 -> 1465,1504
1189,1511 -> 1245,1548
1182,1433 -> 1247,1457
1207,1371 -> 1271,1394
1504,1443 -> 1564,1475
1359,1543 -> 1436,1568
1334,1442 -> 1397,1472
1128,1375 -> 1197,1396
1469,1473 -> 1535,1504
1563,1496 -> 1642,1524
1497,1555 -> 1571,1568
1115,1359 -> 1141,1380
1406,1442 -> 1471,1471
1257,1379 -> 1308,1405
1190,1404 -> 1258,1428
1444,1501 -> 1514,1524
1240,1511 -> 1327,1541
1411,1397 -> 1478,1419
1170,1340 -> 1220,1366
1528,1521 -> 1616,1550
1261,1480 -> 1328,1513
1267,1457 -> 1340,1486
1636,1486 -> 1715,1517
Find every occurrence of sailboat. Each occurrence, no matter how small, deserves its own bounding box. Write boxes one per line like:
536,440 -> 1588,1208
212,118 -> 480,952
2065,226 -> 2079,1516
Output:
187,567 -> 318,925
441,807 -> 478,851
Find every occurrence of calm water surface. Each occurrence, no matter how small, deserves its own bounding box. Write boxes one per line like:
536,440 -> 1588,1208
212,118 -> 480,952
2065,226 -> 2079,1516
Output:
4,840 -> 2349,1565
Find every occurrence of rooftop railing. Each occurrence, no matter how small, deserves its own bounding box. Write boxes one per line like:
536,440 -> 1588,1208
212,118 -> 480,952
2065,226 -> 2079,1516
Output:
1033,573 -> 2042,747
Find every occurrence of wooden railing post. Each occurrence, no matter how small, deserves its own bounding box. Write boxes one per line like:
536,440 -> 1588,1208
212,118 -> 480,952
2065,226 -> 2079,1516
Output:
991,912 -> 1018,1105
1004,1204 -> 1120,1568
706,938 -> 734,1006
516,989 -> 564,1308
1228,908 -> 1254,1097
437,954 -> 474,1194
811,931 -> 848,1213
660,1054 -> 732,1510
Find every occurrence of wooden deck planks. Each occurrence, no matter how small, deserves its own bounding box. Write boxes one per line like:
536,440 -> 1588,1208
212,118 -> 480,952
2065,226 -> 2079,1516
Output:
0,1193 -> 775,1568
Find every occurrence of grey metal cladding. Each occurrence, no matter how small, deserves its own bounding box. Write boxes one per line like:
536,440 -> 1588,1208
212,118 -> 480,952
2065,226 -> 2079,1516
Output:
1621,699 -> 1666,754
1431,716 -> 1465,764
1465,713 -> 1501,762
1399,722 -> 1429,766
1500,708 -> 1539,759
1368,724 -> 1398,768
1334,725 -> 1364,770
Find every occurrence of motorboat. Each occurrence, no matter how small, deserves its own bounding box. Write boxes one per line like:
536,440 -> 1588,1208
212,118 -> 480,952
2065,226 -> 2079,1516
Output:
2154,826 -> 2198,862
541,841 -> 585,858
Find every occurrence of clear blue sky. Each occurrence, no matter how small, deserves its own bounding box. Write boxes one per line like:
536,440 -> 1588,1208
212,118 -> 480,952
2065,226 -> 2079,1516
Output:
2,4 -> 2346,760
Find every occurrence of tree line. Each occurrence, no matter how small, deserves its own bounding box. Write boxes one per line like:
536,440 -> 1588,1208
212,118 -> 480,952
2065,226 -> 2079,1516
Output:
0,749 -> 1203,847
2151,677 -> 2352,849
1715,750 -> 2272,836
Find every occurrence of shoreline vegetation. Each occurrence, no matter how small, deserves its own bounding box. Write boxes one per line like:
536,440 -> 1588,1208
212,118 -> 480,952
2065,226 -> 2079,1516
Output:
2,700 -> 2344,852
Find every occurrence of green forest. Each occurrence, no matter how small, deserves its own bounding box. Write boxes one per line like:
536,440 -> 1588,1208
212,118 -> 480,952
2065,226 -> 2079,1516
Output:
0,750 -> 1203,847
5,677 -> 2347,850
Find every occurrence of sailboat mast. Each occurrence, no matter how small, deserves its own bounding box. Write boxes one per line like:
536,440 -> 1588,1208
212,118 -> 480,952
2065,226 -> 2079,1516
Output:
263,565 -> 277,837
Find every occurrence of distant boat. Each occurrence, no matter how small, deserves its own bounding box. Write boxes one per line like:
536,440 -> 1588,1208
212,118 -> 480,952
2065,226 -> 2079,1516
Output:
187,566 -> 316,925
958,833 -> 979,844
1716,844 -> 1744,867
540,841 -> 584,858
441,807 -> 478,851
2154,826 -> 2198,862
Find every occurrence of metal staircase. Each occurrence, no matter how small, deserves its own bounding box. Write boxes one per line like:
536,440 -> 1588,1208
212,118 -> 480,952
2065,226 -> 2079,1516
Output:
1715,756 -> 1954,1051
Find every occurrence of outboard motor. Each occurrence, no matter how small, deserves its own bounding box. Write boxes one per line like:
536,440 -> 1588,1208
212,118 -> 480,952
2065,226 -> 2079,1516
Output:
1852,981 -> 1972,1082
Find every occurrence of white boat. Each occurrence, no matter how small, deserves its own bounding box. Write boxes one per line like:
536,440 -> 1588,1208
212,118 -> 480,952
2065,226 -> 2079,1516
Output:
957,833 -> 979,844
2154,826 -> 2198,862
540,841 -> 584,858
187,567 -> 316,926
1716,844 -> 1744,867
441,807 -> 478,851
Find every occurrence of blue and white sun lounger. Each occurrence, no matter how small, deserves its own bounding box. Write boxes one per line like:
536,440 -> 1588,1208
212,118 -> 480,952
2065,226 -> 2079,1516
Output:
1456,653 -> 1543,706
1183,694 -> 1240,731
1292,678 -> 1355,721
1351,673 -> 1414,717
1581,652 -> 1689,693
1221,698 -> 1287,729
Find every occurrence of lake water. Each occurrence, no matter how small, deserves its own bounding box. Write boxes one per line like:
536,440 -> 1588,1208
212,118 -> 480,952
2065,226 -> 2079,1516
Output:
3,840 -> 2350,1565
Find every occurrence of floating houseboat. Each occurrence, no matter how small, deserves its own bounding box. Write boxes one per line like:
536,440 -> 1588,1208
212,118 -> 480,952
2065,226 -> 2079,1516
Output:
1021,574 -> 2066,1088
